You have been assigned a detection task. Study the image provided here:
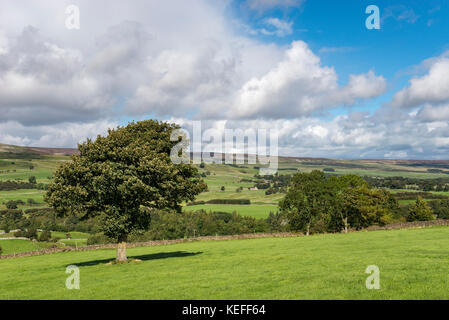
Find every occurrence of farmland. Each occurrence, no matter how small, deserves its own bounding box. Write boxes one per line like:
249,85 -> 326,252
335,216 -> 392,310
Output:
1,143 -> 449,299
2,143 -> 449,217
2,226 -> 449,299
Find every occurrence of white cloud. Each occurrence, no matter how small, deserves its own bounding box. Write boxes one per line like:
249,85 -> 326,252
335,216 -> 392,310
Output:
0,120 -> 116,148
247,0 -> 304,11
261,18 -> 293,37
391,57 -> 449,109
228,41 -> 386,119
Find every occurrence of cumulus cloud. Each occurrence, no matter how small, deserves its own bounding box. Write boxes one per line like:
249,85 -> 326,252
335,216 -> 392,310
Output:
0,120 -> 116,148
391,56 -> 449,109
0,0 -> 447,160
0,26 -> 115,125
228,41 -> 386,119
171,110 -> 449,160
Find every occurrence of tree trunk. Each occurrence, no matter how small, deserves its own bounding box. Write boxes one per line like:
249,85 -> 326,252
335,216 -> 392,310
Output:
306,224 -> 310,236
116,235 -> 128,262
343,217 -> 348,234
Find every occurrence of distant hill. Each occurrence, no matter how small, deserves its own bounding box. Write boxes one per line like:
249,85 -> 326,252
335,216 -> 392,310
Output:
0,144 -> 79,157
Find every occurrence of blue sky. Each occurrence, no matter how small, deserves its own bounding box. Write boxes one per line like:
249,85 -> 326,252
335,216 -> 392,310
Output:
231,0 -> 449,116
1,0 -> 449,159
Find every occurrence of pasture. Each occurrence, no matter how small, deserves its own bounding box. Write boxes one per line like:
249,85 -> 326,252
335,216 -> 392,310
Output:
1,226 -> 449,299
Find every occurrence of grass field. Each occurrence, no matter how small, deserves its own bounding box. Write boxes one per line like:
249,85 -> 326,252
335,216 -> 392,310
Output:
1,226 -> 449,299
0,239 -> 57,255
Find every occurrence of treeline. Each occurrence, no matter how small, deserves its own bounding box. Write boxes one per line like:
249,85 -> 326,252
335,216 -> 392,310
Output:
280,171 -> 403,235
186,199 -> 251,206
0,208 -> 100,234
364,176 -> 449,192
90,210 -> 283,245
0,180 -> 47,191
279,171 -> 443,235
393,192 -> 448,200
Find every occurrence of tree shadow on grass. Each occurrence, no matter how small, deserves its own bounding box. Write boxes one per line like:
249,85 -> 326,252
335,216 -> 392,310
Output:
71,251 -> 203,267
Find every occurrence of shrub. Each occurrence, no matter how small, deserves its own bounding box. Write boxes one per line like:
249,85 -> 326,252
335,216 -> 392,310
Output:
27,198 -> 37,205
24,228 -> 38,240
5,201 -> 18,209
38,230 -> 52,242
407,197 -> 435,222
28,176 -> 37,184
0,244 -> 2,256
87,233 -> 114,245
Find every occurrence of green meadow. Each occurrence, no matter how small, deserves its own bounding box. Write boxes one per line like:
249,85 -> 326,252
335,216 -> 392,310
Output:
1,227 -> 449,299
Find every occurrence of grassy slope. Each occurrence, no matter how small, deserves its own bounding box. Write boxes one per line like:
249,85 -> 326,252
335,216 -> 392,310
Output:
1,226 -> 449,299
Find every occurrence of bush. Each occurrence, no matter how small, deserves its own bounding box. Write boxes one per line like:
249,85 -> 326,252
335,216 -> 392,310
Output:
407,197 -> 435,222
5,201 -> 18,209
24,228 -> 38,240
0,244 -> 2,256
87,233 -> 114,245
27,198 -> 37,205
38,230 -> 52,242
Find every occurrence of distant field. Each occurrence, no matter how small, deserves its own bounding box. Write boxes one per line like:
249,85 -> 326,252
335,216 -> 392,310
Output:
2,145 -> 449,218
0,239 -> 57,255
184,204 -> 278,219
2,227 -> 449,299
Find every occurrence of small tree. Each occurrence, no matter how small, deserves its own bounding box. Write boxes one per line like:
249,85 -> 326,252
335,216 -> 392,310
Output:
407,197 -> 435,222
220,186 -> 225,192
28,176 -> 37,184
45,120 -> 207,262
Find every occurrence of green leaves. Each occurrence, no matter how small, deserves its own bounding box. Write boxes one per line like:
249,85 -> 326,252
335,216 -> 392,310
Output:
280,170 -> 400,234
407,197 -> 435,222
45,120 -> 207,241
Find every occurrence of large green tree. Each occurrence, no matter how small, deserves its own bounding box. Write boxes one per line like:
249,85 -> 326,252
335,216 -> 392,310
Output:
45,120 -> 207,262
279,170 -> 333,235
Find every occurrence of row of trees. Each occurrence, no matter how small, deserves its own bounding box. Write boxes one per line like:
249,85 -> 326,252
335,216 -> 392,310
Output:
279,171 -> 401,235
364,176 -> 449,192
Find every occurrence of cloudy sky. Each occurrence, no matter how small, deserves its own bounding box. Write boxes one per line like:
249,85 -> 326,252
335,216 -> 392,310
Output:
0,0 -> 449,159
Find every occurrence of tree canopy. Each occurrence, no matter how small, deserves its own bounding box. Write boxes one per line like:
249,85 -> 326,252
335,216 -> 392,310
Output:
280,170 -> 400,235
45,120 -> 207,261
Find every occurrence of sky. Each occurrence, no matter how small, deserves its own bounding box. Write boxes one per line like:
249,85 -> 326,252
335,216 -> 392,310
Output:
0,0 -> 449,159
